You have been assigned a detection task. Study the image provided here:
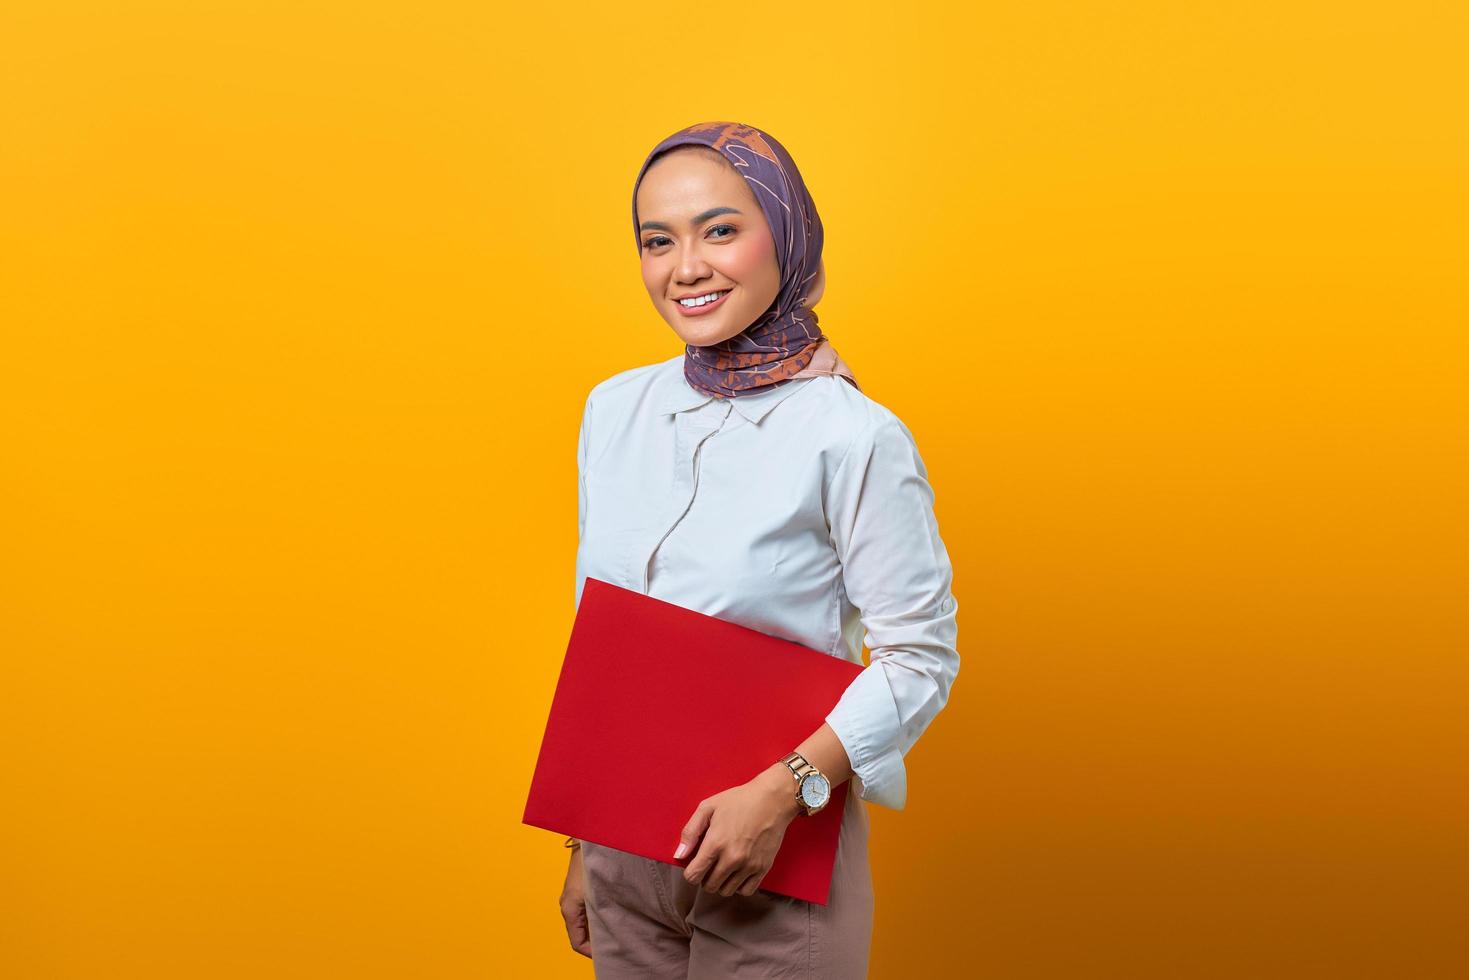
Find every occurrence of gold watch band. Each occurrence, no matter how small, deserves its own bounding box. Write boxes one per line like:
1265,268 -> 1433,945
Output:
782,750 -> 817,781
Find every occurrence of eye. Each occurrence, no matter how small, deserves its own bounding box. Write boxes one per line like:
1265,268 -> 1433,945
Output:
642,225 -> 736,250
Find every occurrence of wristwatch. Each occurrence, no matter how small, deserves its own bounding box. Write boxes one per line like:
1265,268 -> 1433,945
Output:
780,750 -> 832,816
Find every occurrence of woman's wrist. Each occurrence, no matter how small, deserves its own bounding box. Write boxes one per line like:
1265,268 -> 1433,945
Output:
755,762 -> 803,821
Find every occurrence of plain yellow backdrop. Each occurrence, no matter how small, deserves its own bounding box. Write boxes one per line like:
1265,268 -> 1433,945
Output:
3,1 -> 1465,977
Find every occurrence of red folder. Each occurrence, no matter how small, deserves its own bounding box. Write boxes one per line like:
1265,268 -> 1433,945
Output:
522,577 -> 865,905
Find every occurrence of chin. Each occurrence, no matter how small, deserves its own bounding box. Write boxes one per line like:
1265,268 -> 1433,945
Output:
668,313 -> 748,348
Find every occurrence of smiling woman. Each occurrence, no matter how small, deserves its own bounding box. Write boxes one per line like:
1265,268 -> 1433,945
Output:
554,121 -> 961,979
634,145 -> 784,344
629,123 -> 859,397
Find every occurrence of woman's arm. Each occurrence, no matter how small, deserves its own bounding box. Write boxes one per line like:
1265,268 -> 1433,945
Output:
822,410 -> 961,812
746,721 -> 854,805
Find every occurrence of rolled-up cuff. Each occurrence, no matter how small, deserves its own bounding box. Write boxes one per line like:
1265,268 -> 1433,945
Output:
825,664 -> 909,811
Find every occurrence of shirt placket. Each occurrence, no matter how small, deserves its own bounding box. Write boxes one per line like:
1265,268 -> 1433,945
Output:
635,399 -> 733,594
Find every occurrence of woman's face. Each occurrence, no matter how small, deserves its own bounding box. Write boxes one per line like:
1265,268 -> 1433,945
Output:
636,148 -> 782,347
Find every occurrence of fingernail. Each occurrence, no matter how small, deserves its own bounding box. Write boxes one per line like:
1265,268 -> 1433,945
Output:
674,842 -> 689,860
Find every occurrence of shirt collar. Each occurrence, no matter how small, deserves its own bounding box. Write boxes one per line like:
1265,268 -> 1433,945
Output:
656,358 -> 815,425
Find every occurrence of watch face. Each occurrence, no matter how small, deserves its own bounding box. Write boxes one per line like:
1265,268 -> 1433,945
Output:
799,773 -> 831,809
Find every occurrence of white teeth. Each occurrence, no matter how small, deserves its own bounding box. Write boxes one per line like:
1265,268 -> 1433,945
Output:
679,290 -> 728,307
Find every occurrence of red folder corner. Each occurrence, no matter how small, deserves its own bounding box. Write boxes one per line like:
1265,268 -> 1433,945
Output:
522,577 -> 865,905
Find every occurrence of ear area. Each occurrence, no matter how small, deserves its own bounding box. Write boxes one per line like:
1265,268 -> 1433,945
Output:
807,258 -> 826,308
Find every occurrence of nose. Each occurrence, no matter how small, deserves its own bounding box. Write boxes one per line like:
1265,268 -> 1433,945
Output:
673,240 -> 713,285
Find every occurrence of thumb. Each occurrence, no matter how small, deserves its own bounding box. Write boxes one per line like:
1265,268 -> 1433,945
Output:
674,799 -> 713,861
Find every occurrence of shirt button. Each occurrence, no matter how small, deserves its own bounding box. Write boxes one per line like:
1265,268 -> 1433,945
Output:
941,597 -> 955,613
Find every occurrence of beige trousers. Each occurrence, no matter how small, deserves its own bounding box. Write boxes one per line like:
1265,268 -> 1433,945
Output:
580,786 -> 874,979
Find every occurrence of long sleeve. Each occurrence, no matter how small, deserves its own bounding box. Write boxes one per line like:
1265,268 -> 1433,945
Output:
822,411 -> 961,811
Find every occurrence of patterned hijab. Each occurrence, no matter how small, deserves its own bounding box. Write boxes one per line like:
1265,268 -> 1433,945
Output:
631,121 -> 861,399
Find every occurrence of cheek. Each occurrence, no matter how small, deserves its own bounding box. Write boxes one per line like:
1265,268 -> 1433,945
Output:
640,256 -> 665,294
726,234 -> 777,287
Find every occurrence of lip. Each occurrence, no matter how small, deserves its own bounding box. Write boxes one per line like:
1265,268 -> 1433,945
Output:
672,288 -> 732,317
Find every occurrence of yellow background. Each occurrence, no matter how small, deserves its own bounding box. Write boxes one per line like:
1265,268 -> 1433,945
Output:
3,1 -> 1465,977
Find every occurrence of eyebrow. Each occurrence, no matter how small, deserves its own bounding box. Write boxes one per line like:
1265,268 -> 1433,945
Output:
639,207 -> 743,234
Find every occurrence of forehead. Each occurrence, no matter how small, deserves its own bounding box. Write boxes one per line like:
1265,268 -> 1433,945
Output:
636,149 -> 753,212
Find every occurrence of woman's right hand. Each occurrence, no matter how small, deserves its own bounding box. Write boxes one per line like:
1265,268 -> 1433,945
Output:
560,845 -> 594,958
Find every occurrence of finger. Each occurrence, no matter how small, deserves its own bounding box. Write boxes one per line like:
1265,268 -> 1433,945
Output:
675,800 -> 714,861
564,902 -> 592,957
735,869 -> 763,897
718,860 -> 755,897
707,854 -> 742,895
684,841 -> 717,888
575,905 -> 593,957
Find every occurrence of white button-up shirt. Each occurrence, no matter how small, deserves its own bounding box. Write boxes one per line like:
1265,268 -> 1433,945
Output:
574,354 -> 960,811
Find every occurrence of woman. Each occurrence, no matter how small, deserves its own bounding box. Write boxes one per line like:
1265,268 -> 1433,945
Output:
558,121 -> 961,979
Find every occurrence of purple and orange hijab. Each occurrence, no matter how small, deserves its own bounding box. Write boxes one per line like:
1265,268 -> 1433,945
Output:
631,121 -> 860,399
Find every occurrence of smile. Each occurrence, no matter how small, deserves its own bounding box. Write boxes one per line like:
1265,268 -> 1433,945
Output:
674,289 -> 732,316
